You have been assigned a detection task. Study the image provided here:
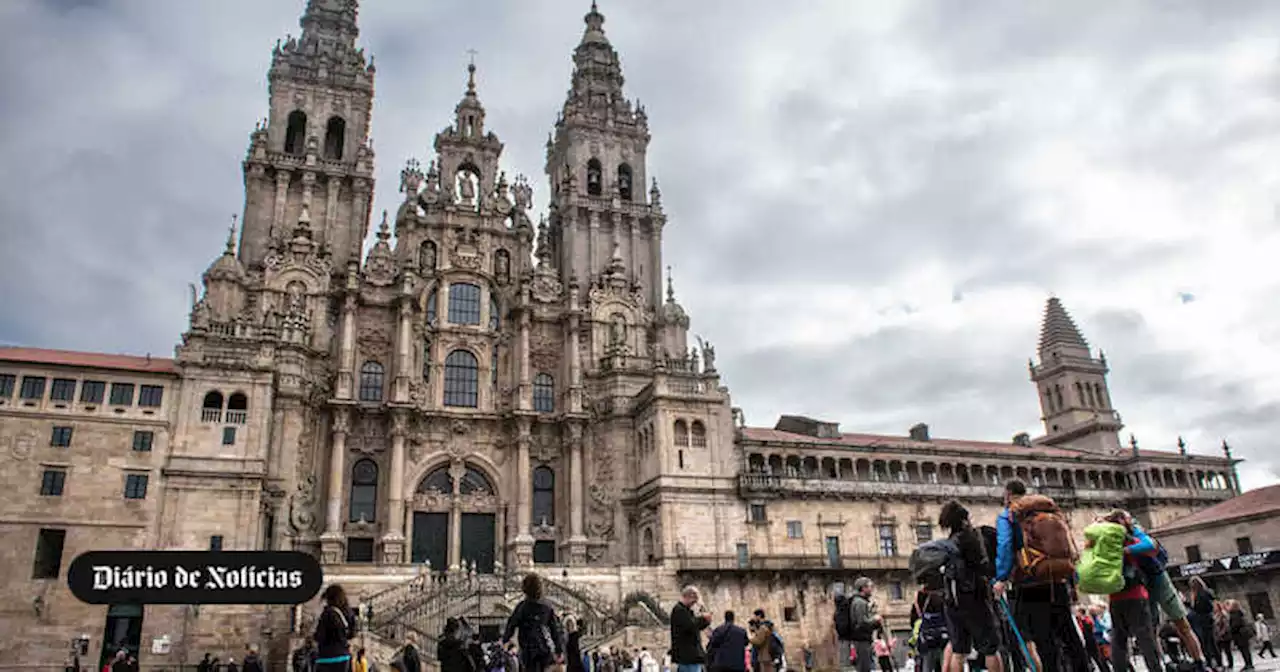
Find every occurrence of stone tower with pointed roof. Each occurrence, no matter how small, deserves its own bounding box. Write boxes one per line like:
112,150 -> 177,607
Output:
1030,297 -> 1123,453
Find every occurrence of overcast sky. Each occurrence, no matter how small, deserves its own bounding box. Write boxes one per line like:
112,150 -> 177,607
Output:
1,0 -> 1278,491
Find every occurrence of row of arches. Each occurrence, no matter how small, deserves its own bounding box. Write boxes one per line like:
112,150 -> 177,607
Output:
200,390 -> 249,424
284,110 -> 346,161
585,159 -> 634,201
744,452 -> 1234,492
1042,380 -> 1110,414
348,459 -> 562,525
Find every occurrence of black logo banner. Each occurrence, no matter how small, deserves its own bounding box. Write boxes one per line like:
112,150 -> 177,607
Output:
67,551 -> 323,605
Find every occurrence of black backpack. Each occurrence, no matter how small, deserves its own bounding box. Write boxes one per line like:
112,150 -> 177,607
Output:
909,539 -> 962,591
833,594 -> 855,640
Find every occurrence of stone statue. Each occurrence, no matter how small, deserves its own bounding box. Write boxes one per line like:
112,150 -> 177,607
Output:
420,241 -> 437,273
689,346 -> 700,372
457,170 -> 476,205
513,175 -> 533,211
495,251 -> 510,284
287,281 -> 306,313
610,315 -> 626,345
696,336 -> 716,371
191,298 -> 212,329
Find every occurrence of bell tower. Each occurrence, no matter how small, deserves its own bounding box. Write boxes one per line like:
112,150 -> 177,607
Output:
1029,297 -> 1123,454
238,0 -> 376,273
545,2 -> 667,309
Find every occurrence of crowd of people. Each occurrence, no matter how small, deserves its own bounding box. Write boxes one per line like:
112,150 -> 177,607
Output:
297,479 -> 1277,672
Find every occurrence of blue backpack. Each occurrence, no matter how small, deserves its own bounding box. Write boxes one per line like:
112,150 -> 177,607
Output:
918,611 -> 948,650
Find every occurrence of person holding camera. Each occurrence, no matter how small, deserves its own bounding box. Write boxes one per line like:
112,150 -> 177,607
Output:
670,585 -> 713,672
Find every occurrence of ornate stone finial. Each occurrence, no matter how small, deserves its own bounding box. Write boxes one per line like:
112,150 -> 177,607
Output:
1129,434 -> 1139,455
666,266 -> 676,302
535,216 -> 551,267
377,210 -> 391,241
1099,350 -> 1108,367
225,215 -> 238,255
400,158 -> 424,195
1221,439 -> 1232,459
650,177 -> 662,206
465,50 -> 478,95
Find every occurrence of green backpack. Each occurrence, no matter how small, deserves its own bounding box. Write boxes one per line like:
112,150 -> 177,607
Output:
1077,522 -> 1127,595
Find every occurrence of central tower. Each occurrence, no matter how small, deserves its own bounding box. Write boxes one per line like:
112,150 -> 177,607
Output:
545,2 -> 667,310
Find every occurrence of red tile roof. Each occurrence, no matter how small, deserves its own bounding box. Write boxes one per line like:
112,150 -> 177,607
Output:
0,346 -> 177,375
741,426 -> 1087,458
1153,484 -> 1280,534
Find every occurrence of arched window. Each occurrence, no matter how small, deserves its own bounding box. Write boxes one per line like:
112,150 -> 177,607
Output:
447,283 -> 482,325
532,466 -> 555,526
421,339 -> 432,381
226,392 -> 248,424
418,467 -> 453,494
460,466 -> 494,495
586,158 -> 603,196
444,350 -> 479,407
690,421 -> 707,448
493,249 -> 511,284
618,163 -> 633,201
348,459 -> 377,523
285,110 -> 307,155
491,344 -> 499,386
359,361 -> 384,402
533,373 -> 555,413
674,420 -> 689,447
419,241 -> 437,274
489,295 -> 501,330
426,289 -> 438,324
201,391 -> 223,422
323,116 -> 346,160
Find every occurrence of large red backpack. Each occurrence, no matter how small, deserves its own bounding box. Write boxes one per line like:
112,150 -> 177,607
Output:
1009,494 -> 1078,583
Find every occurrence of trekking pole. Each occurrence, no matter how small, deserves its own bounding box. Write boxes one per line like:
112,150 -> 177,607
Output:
996,595 -> 1035,672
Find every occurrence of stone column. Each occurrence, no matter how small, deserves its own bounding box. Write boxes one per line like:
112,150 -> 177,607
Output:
336,295 -> 357,400
511,420 -> 534,565
392,295 -> 413,404
449,461 -> 465,571
518,309 -> 532,411
650,220 -> 665,308
383,410 -> 408,564
567,280 -> 584,413
320,409 -> 350,564
567,423 -> 588,565
272,171 -> 289,240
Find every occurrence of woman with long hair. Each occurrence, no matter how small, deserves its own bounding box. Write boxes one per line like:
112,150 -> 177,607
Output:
502,574 -> 565,672
314,584 -> 358,672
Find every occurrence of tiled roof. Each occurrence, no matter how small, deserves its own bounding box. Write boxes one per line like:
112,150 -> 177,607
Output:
741,427 -> 1086,458
1040,297 -> 1090,352
1153,484 -> 1280,533
0,346 -> 177,375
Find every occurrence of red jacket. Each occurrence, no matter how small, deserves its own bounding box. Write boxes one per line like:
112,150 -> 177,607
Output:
1109,538 -> 1149,602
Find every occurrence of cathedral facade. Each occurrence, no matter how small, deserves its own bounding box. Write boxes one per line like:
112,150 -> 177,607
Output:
0,1 -> 1241,669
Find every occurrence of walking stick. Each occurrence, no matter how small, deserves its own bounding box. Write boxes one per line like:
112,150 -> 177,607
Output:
997,595 -> 1035,672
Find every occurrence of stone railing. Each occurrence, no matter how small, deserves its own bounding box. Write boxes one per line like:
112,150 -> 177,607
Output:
673,553 -> 911,573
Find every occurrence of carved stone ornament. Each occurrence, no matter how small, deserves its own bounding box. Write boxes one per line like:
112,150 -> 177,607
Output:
532,433 -> 559,464
530,273 -> 564,304
8,431 -> 34,461
587,434 -> 616,538
289,473 -> 318,534
451,245 -> 483,272
332,409 -> 351,435
408,380 -> 430,408
357,322 -> 392,361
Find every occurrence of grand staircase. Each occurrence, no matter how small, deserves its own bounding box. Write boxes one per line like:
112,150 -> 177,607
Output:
349,567 -> 670,666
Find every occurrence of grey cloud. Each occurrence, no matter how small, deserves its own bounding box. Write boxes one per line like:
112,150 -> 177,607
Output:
0,0 -> 1277,489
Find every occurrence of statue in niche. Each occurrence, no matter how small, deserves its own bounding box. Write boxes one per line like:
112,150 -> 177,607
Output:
419,241 -> 437,273
495,250 -> 510,284
456,169 -> 477,206
610,314 -> 626,346
286,281 -> 307,314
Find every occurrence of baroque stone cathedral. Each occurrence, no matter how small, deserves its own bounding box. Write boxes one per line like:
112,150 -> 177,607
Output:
0,0 -> 1242,667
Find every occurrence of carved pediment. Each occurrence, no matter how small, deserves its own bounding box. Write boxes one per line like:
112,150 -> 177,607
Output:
530,271 -> 564,304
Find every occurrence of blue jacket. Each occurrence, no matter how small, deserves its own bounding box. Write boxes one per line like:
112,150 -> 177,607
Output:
994,509 -> 1019,583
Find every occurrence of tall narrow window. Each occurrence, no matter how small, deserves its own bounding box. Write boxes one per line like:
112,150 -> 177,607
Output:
673,420 -> 689,447
617,163 -> 633,200
0,373 -> 14,398
349,459 -> 378,523
690,421 -> 707,448
40,469 -> 65,496
421,340 -> 432,381
586,158 -> 603,196
533,373 -> 554,413
359,361 -> 385,402
532,466 -> 555,527
32,528 -> 66,579
323,116 -> 346,160
491,345 -> 500,387
443,350 -> 479,408
124,474 -> 149,500
285,110 -> 307,155
201,390 -> 223,422
877,524 -> 898,557
447,283 -> 482,325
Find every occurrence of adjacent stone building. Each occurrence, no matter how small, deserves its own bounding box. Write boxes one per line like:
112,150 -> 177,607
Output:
1156,484 -> 1280,622
0,1 -> 1243,669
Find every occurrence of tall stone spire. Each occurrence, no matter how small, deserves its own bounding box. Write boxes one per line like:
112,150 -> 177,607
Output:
1038,297 -> 1090,355
298,0 -> 361,57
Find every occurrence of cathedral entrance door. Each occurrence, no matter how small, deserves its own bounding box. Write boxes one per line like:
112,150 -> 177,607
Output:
411,512 -> 449,570
98,603 -> 143,669
460,513 -> 496,573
